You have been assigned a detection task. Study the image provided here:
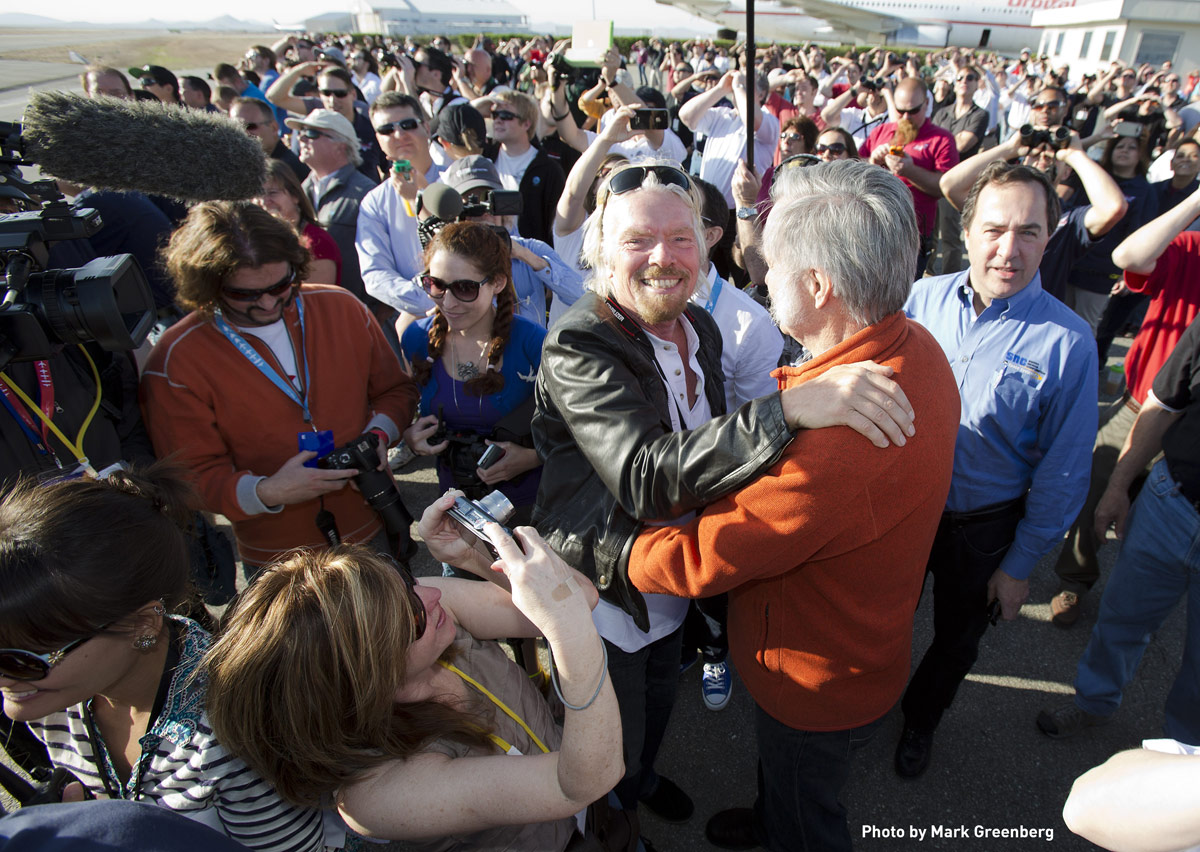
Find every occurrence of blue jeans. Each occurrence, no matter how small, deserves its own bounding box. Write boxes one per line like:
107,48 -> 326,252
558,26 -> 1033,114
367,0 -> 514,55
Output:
606,627 -> 685,810
752,704 -> 885,852
1074,458 -> 1200,746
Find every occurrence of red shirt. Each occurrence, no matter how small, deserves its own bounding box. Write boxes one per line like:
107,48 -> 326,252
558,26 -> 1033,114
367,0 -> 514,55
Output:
1124,231 -> 1200,404
302,221 -> 343,286
859,119 -> 959,237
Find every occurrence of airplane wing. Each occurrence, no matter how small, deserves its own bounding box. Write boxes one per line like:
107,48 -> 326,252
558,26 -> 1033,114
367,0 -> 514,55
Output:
775,0 -> 902,34
654,0 -> 736,24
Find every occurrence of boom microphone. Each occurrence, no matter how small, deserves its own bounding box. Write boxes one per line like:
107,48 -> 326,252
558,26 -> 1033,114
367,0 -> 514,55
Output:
20,91 -> 267,202
420,182 -> 463,221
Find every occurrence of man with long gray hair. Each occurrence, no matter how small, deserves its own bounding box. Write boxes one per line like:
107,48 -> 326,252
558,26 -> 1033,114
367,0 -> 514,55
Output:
532,159 -> 921,845
625,159 -> 961,851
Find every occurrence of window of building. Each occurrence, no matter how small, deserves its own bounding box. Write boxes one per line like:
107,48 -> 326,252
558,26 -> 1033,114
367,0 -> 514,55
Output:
1134,31 -> 1180,67
1100,30 -> 1116,62
1055,31 -> 1065,55
1080,30 -> 1092,58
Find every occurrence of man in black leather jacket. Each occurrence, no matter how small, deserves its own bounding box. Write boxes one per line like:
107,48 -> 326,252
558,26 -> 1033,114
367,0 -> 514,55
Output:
531,160 -> 916,835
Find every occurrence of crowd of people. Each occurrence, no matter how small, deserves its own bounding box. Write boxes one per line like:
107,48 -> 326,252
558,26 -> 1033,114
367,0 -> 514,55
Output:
2,27 -> 1200,852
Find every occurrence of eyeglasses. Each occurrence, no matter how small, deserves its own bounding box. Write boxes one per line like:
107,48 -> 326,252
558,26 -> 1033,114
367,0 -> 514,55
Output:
780,132 -> 805,142
895,103 -> 925,116
222,267 -> 297,302
815,142 -> 847,155
420,272 -> 489,302
299,128 -> 332,141
140,78 -> 158,87
956,74 -> 978,82
395,561 -> 427,642
1032,99 -> 1063,110
493,110 -> 521,122
375,117 -> 420,135
0,629 -> 107,681
603,164 -> 692,200
320,88 -> 351,98
1165,77 -> 1181,84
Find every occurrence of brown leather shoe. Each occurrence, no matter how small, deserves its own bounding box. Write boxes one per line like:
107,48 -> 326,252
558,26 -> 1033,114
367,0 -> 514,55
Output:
1050,590 -> 1081,627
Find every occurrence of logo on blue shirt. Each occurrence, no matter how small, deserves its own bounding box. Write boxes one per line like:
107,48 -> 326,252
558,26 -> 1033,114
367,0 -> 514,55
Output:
1005,351 -> 1044,381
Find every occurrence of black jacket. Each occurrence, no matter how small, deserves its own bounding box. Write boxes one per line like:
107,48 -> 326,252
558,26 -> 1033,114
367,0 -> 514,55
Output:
484,142 -> 565,245
531,292 -> 793,630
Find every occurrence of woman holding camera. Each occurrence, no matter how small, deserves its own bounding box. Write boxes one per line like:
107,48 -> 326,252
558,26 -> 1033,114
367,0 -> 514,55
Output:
0,464 -> 325,851
203,497 -> 622,850
401,222 -> 545,524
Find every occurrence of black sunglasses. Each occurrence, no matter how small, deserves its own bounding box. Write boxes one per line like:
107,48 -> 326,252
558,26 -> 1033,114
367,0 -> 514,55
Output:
956,74 -> 978,83
395,560 -> 427,642
222,267 -> 297,302
816,142 -> 847,155
1032,99 -> 1064,110
493,110 -> 520,122
319,88 -> 351,98
299,128 -> 329,140
604,165 -> 692,198
420,272 -> 489,302
375,117 -> 421,135
140,78 -> 158,87
0,629 -> 107,681
895,103 -> 925,116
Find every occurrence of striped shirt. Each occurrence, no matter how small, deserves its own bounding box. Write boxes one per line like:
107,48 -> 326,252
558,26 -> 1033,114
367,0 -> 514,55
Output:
26,617 -> 329,851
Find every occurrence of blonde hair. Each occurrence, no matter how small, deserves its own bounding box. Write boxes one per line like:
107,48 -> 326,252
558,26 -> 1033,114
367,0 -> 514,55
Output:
204,545 -> 492,806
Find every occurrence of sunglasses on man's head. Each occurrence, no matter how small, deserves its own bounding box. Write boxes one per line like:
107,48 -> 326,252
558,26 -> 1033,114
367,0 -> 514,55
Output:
895,104 -> 925,116
815,142 -> 846,155
956,74 -> 978,83
299,128 -> 330,141
375,117 -> 421,135
319,88 -> 350,98
0,629 -> 106,681
493,110 -> 520,122
222,267 -> 297,302
420,272 -> 489,303
1031,99 -> 1064,110
604,164 -> 692,199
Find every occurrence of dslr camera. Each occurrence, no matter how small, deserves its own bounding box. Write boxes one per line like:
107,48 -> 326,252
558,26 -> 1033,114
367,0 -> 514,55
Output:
319,433 -> 415,537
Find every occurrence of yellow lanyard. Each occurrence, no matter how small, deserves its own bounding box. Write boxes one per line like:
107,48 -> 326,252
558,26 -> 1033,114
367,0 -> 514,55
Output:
438,660 -> 550,755
0,345 -> 102,473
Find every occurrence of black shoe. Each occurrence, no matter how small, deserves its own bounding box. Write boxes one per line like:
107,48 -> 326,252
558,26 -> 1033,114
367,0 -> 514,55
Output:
639,775 -> 694,823
705,808 -> 760,850
894,726 -> 934,778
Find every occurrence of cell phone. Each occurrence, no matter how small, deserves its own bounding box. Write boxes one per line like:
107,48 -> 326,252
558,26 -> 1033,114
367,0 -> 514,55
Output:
1113,120 -> 1143,137
477,443 -> 506,470
630,108 -> 669,130
987,598 -> 1002,626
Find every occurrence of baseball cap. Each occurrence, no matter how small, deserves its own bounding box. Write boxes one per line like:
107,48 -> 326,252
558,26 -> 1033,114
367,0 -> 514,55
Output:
284,109 -> 358,148
431,103 -> 487,149
443,155 -> 503,194
129,64 -> 177,89
315,46 -> 347,65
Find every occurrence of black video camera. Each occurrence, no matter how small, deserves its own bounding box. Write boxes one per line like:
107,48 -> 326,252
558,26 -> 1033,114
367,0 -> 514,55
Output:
318,433 -> 415,538
461,189 -> 524,219
0,121 -> 155,372
1018,124 -> 1071,150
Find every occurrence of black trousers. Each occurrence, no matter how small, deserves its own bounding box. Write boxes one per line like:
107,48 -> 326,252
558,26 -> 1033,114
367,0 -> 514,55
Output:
900,499 -> 1024,732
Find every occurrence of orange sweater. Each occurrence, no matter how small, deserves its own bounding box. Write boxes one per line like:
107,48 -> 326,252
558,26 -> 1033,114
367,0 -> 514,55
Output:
629,311 -> 959,730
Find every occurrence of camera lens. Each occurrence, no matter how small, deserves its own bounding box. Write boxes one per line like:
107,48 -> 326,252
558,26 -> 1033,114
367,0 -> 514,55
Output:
478,490 -> 516,524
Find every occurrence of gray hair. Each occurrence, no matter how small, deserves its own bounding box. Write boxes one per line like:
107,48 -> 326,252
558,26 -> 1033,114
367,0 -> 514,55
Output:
765,158 -> 917,327
582,160 -> 706,299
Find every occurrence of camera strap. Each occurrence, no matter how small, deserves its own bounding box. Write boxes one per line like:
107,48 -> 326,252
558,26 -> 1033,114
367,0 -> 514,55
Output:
0,346 -> 102,473
316,497 -> 341,546
213,295 -> 314,425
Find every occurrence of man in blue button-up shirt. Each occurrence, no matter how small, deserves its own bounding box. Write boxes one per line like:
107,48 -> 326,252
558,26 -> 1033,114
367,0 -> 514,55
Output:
895,161 -> 1098,779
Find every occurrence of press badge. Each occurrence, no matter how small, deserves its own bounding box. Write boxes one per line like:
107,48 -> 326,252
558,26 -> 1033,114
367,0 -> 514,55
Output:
299,430 -> 335,467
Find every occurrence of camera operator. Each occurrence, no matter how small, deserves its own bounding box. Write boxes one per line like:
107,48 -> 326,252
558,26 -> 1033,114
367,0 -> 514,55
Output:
140,202 -> 418,571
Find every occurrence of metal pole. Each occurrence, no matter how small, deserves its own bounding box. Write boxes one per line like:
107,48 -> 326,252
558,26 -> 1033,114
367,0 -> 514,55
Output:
745,0 -> 755,173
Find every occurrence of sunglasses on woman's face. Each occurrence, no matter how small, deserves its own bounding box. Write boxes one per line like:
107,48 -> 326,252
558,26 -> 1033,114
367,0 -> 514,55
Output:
420,272 -> 489,302
382,557 -> 427,642
816,142 -> 847,155
0,630 -> 104,681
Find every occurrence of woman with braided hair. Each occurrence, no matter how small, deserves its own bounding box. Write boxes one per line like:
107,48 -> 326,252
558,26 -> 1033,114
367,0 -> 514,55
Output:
401,222 -> 546,523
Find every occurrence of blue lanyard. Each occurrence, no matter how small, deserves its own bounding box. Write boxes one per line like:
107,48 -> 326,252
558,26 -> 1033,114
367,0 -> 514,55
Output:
212,296 -> 314,424
704,275 -> 724,315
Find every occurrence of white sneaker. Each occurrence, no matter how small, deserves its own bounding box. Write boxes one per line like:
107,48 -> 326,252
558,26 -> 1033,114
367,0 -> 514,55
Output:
701,661 -> 732,711
387,443 -> 416,470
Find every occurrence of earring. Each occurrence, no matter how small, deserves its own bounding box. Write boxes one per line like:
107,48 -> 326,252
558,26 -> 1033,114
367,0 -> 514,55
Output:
134,634 -> 158,651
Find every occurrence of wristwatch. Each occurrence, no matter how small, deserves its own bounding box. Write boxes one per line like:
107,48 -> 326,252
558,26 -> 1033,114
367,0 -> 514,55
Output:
736,205 -> 758,221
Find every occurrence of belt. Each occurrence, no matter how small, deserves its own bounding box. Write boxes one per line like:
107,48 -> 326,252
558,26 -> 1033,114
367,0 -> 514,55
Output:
942,496 -> 1025,525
